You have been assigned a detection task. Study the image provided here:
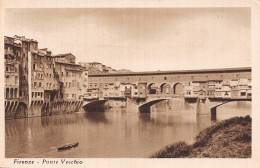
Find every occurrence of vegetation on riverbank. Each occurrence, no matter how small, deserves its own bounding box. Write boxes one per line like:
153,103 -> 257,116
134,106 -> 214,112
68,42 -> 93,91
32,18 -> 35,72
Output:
151,115 -> 251,158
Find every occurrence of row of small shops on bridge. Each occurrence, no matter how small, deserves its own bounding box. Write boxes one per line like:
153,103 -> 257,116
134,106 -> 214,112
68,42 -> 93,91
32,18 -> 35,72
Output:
184,78 -> 251,99
84,78 -> 252,100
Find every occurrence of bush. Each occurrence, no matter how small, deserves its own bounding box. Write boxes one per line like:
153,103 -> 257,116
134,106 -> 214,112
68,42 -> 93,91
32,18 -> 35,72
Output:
150,115 -> 251,158
150,142 -> 191,158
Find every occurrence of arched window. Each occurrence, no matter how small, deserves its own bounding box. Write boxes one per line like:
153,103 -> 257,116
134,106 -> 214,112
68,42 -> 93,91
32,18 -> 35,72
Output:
10,88 -> 13,98
6,88 -> 9,98
14,88 -> 18,98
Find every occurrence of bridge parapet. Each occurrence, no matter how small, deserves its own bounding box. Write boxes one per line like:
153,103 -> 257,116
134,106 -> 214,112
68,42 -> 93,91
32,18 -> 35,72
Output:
147,94 -> 180,98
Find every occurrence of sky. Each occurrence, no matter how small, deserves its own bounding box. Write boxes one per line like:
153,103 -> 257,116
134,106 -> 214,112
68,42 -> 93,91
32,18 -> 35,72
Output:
4,8 -> 251,72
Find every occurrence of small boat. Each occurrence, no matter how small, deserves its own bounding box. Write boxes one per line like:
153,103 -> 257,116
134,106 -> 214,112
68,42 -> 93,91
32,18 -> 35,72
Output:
57,142 -> 79,150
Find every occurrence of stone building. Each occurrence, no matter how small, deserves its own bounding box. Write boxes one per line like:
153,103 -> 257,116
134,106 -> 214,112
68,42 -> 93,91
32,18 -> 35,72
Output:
4,36 -> 21,119
4,35 -> 84,119
81,67 -> 89,99
54,55 -> 83,113
4,35 -> 35,119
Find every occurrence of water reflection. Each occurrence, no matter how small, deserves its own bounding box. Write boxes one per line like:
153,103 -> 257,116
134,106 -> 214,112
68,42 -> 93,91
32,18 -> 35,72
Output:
84,112 -> 109,124
5,101 -> 251,158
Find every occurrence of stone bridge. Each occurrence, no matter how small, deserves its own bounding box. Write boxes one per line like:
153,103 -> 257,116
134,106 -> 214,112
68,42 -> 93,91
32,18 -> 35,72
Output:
138,94 -> 180,113
138,96 -> 251,115
194,97 -> 251,119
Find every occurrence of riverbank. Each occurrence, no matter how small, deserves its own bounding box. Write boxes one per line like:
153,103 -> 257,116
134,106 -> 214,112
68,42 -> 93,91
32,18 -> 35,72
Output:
151,115 -> 251,158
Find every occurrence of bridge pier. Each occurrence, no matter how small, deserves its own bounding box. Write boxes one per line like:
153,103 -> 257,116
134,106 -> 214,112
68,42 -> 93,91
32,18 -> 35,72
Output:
196,97 -> 210,115
211,107 -> 217,121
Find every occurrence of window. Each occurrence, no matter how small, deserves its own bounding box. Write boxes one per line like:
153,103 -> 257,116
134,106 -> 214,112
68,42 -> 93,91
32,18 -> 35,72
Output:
39,82 -> 42,87
32,92 -> 34,98
62,72 -> 64,76
41,92 -> 43,98
66,72 -> 68,77
34,82 -> 37,88
164,77 -> 167,80
15,76 -> 18,84
47,83 -> 49,88
33,64 -> 36,70
240,92 -> 246,96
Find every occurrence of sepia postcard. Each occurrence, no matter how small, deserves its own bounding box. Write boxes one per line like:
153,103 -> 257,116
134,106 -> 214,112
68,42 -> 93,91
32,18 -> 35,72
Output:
1,0 -> 260,168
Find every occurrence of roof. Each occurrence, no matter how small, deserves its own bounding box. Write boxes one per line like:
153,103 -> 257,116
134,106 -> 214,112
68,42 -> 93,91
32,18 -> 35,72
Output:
89,67 -> 252,77
55,61 -> 82,66
78,61 -> 101,64
13,35 -> 38,42
53,53 -> 74,57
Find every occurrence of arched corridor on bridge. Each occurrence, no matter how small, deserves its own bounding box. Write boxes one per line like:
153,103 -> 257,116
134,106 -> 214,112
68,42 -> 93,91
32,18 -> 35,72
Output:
160,83 -> 173,95
147,83 -> 158,94
173,83 -> 183,96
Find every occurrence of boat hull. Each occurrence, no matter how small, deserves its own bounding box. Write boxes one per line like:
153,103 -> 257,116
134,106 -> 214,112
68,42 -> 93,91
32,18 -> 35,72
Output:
57,142 -> 79,150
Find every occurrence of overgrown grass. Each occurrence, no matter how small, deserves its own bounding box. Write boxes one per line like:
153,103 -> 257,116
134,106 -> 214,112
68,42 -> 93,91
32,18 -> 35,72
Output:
150,115 -> 251,158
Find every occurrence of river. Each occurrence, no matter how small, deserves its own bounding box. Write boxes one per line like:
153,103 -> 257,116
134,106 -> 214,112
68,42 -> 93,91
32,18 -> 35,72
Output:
5,101 -> 251,158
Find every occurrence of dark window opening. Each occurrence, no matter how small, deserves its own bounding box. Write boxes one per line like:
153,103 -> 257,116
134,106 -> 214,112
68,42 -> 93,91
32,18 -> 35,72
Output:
240,92 -> 246,96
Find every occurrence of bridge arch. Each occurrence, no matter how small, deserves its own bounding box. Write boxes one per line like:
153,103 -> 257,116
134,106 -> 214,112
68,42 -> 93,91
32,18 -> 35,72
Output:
15,102 -> 28,118
147,83 -> 159,94
210,100 -> 252,111
138,98 -> 168,113
208,99 -> 252,120
173,82 -> 183,95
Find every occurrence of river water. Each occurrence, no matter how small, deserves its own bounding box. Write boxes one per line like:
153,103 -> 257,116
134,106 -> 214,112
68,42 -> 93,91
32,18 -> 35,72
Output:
5,101 -> 251,158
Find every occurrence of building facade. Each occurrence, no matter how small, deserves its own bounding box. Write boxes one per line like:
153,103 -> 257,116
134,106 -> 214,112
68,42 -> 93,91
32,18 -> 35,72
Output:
4,35 -> 84,119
